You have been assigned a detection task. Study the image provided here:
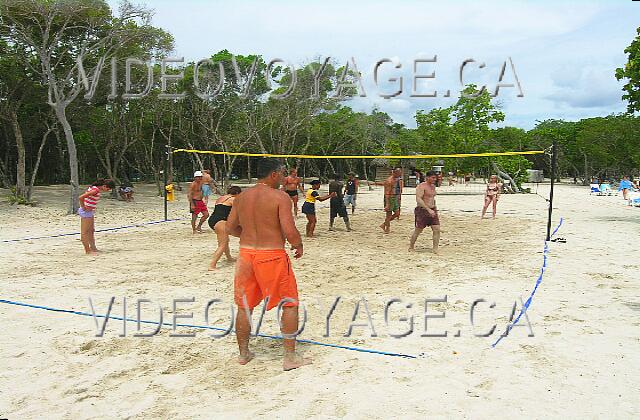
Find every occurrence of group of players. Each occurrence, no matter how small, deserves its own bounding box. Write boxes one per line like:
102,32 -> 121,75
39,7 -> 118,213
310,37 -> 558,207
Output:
179,159 -> 501,369
281,168 -> 356,237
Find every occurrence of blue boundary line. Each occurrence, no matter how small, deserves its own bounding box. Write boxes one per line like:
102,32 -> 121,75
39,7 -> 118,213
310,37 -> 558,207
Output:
0,298 -> 417,359
491,217 -> 564,347
1,218 -> 186,243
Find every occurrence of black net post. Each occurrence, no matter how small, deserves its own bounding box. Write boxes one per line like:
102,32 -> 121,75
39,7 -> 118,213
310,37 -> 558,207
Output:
546,140 -> 557,241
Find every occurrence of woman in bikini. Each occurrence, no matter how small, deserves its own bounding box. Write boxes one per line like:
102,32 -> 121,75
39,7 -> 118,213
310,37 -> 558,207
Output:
481,175 -> 502,219
208,185 -> 242,270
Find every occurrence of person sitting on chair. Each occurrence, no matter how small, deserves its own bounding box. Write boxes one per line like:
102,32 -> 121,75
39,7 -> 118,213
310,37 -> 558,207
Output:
119,183 -> 134,202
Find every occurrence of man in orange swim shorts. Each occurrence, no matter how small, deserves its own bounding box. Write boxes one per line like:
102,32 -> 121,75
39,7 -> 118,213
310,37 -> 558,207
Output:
226,157 -> 311,371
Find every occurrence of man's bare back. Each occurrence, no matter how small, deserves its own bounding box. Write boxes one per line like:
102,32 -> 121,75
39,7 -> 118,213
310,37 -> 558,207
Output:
227,185 -> 302,252
189,180 -> 203,200
226,162 -> 308,370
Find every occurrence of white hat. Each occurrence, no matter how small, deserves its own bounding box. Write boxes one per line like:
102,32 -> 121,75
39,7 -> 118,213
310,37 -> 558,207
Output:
194,170 -> 203,177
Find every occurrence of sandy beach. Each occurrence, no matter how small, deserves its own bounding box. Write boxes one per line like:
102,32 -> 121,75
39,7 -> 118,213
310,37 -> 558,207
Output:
0,182 -> 638,418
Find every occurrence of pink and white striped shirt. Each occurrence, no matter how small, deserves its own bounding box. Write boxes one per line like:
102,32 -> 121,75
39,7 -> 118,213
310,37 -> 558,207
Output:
83,186 -> 101,210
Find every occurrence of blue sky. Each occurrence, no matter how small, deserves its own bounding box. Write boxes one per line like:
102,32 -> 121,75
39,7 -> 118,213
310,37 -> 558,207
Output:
109,0 -> 638,129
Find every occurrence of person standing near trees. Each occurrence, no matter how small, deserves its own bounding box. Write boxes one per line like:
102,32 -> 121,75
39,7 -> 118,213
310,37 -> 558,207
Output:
282,168 -> 304,217
618,175 -> 633,200
188,171 -> 209,234
409,171 -> 440,254
343,172 -> 359,214
376,167 -> 403,234
201,169 -> 221,205
481,175 -> 503,219
328,174 -> 352,232
301,180 -> 334,237
78,178 -> 115,255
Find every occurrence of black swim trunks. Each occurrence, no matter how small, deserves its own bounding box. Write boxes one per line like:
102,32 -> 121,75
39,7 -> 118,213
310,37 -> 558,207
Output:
330,197 -> 348,219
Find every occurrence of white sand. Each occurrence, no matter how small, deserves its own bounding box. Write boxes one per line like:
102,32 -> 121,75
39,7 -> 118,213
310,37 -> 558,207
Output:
0,182 -> 638,418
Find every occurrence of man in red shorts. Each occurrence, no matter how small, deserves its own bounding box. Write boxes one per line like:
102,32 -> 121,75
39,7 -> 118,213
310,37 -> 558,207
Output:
409,170 -> 441,254
188,171 -> 209,234
226,158 -> 310,371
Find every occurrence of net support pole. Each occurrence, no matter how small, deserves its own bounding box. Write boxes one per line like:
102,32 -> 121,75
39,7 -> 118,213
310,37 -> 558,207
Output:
546,140 -> 557,241
163,145 -> 169,222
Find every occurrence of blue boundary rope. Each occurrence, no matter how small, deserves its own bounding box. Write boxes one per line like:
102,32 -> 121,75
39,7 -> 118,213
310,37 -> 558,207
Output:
491,217 -> 564,347
1,218 -> 185,243
0,298 -> 417,359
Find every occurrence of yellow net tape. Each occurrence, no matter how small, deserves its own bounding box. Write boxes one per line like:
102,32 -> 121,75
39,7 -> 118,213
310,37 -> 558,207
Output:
172,149 -> 544,159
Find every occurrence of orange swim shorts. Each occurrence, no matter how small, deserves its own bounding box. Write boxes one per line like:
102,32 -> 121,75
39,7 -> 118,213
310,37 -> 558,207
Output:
234,248 -> 299,310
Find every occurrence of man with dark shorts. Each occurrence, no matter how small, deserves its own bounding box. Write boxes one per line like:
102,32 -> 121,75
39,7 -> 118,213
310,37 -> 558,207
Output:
328,174 -> 352,232
409,170 -> 440,254
188,171 -> 209,234
282,168 -> 304,217
226,158 -> 311,371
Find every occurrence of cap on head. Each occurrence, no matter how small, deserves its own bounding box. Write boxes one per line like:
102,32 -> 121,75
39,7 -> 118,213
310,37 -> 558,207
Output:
194,170 -> 203,177
310,179 -> 321,185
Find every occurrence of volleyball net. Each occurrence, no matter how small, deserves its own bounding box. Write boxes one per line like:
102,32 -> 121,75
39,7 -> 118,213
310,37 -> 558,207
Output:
167,148 -> 546,194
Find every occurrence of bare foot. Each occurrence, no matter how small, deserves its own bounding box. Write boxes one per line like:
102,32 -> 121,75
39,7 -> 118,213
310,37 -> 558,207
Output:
432,249 -> 440,255
408,247 -> 415,252
238,351 -> 255,365
347,228 -> 352,232
283,352 -> 312,371
208,264 -> 217,271
226,257 -> 237,263
328,227 -> 335,231
85,251 -> 99,256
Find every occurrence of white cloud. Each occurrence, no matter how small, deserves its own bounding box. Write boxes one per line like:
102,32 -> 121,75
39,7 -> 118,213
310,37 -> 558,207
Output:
107,0 -> 636,128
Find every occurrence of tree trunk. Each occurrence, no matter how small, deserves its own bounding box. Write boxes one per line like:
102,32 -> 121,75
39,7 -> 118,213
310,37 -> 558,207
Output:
54,129 -> 67,183
491,162 -> 520,193
53,104 -> 80,214
0,150 -> 11,188
247,155 -> 251,182
9,109 -> 27,200
26,126 -> 54,201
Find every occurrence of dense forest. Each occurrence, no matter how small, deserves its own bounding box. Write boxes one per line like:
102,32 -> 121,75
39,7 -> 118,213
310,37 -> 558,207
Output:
1,0 -> 639,213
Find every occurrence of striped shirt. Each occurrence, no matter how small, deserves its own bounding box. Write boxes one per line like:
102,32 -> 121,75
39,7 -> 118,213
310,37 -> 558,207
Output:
83,186 -> 101,210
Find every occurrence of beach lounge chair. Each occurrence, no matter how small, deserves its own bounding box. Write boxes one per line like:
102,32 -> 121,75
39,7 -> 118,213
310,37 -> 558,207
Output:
600,183 -> 613,196
629,191 -> 640,207
590,184 -> 601,195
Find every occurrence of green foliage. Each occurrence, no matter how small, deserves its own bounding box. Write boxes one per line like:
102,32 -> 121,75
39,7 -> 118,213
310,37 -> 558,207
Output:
616,27 -> 640,113
6,188 -> 35,206
495,155 -> 532,189
0,1 -> 638,196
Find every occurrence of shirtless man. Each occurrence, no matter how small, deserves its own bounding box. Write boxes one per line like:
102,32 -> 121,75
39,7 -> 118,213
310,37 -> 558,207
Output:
188,171 -> 209,234
201,170 -> 220,204
282,168 -> 304,217
377,167 -> 403,234
226,158 -> 311,371
409,170 -> 441,254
